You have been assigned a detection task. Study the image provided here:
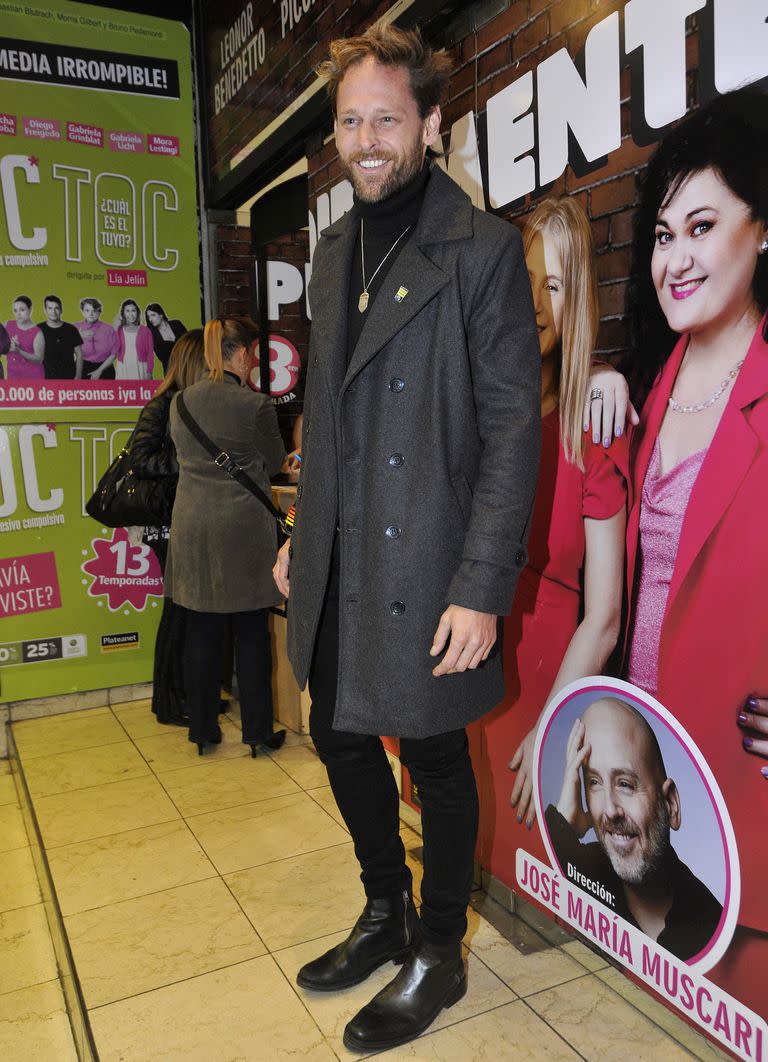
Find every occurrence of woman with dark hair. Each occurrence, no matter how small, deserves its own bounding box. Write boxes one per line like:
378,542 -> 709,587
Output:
588,86 -> 768,1010
76,297 -> 118,379
166,318 -> 286,755
131,330 -> 207,726
6,295 -> 44,378
113,299 -> 154,380
145,303 -> 186,373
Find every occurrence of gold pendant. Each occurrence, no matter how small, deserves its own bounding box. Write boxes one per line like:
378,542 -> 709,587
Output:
358,290 -> 369,313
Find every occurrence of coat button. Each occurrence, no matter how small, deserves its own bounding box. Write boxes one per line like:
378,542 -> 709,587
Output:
390,600 -> 406,615
515,549 -> 526,566
388,453 -> 404,466
389,377 -> 405,393
296,485 -> 303,498
385,525 -> 401,539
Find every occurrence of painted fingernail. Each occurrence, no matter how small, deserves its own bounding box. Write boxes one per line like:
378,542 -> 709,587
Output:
747,697 -> 760,709
583,423 -> 590,433
738,713 -> 748,725
616,426 -> 623,437
593,433 -> 600,444
603,436 -> 611,447
517,813 -> 523,823
743,738 -> 753,749
761,767 -> 768,779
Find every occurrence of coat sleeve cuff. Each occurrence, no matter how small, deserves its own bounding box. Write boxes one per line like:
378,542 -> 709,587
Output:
446,555 -> 526,616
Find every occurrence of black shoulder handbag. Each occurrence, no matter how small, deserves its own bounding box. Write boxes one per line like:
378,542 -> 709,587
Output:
85,431 -> 173,528
175,392 -> 289,546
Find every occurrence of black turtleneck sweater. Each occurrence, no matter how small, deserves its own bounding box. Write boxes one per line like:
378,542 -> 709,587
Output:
346,163 -> 431,364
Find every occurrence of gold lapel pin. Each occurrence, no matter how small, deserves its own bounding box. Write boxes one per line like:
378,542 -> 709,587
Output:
394,286 -> 409,303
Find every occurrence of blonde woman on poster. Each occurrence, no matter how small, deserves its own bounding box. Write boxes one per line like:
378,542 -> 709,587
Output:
475,198 -> 629,883
587,86 -> 768,1015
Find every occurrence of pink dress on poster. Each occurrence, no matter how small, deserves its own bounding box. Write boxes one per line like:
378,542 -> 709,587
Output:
626,438 -> 707,696
5,320 -> 44,379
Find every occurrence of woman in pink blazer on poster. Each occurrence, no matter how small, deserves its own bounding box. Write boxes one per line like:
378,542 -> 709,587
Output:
590,87 -> 768,1015
113,299 -> 154,380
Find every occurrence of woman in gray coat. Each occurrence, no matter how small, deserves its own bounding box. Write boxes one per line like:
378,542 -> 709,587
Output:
166,318 -> 286,754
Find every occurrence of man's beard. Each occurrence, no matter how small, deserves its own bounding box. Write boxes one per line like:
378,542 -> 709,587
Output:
596,798 -> 670,887
341,142 -> 423,203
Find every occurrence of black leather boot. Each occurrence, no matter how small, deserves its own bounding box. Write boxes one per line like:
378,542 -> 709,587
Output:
343,937 -> 466,1051
296,891 -> 419,991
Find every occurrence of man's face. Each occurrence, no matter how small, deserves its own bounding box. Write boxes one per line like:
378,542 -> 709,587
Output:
44,300 -> 61,324
334,57 -> 440,203
582,701 -> 672,886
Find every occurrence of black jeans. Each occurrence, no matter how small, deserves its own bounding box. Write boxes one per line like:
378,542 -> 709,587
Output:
184,608 -> 273,745
309,542 -> 479,944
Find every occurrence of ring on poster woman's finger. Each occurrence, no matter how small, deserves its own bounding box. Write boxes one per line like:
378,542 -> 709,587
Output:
590,387 -> 603,402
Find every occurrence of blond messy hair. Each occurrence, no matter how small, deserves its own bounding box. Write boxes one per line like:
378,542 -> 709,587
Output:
523,198 -> 599,470
317,23 -> 452,118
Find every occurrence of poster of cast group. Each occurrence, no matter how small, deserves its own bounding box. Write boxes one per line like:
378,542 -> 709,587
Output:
456,40 -> 768,1062
0,0 -> 200,701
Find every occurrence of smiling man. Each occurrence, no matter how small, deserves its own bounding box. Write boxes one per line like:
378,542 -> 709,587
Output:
272,22 -> 540,1053
546,698 -> 722,961
37,295 -> 84,380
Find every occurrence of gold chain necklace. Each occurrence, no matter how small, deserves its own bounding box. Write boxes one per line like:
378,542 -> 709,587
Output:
358,219 -> 411,313
668,358 -> 744,414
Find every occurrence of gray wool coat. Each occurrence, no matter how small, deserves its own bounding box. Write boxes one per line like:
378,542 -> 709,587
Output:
165,374 -> 286,613
287,167 -> 541,738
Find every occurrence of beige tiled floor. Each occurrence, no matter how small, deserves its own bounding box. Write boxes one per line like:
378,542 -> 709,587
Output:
0,760 -> 78,1061
5,704 -> 732,1060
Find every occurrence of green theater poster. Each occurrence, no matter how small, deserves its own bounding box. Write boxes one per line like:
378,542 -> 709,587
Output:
0,0 -> 201,700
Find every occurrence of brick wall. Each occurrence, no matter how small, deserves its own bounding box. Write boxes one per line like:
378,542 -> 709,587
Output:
214,223 -> 253,318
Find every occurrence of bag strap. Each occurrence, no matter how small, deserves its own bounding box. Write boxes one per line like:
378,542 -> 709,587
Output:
176,391 -> 284,524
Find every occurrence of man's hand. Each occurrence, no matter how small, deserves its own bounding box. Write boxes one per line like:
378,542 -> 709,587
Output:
430,605 -> 496,676
273,539 -> 291,598
556,718 -> 593,838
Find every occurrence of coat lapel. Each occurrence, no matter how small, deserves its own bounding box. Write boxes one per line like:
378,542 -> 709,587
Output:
309,210 -> 359,396
343,166 -> 474,389
343,240 -> 450,386
666,320 -> 768,612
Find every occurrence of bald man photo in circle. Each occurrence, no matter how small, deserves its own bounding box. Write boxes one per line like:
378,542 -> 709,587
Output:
545,697 -> 723,961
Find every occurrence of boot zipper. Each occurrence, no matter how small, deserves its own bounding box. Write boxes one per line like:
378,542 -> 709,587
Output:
402,889 -> 411,946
